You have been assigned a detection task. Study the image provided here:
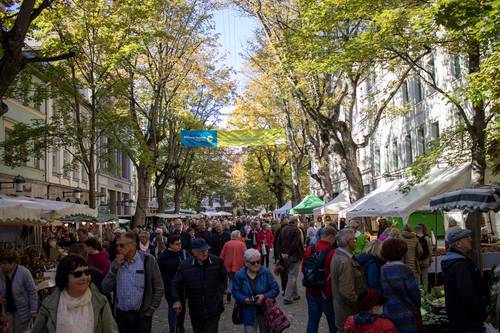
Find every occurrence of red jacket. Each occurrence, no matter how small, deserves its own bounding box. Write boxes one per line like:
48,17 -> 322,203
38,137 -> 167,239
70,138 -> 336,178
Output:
344,314 -> 399,333
302,239 -> 335,298
257,229 -> 274,252
87,251 -> 111,276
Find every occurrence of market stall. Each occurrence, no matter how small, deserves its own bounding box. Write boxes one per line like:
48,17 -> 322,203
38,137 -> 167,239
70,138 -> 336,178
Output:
289,194 -> 324,215
313,191 -> 350,219
273,201 -> 292,218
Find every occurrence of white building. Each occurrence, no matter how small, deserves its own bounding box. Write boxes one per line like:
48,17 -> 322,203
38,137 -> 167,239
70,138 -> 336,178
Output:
311,49 -> 467,195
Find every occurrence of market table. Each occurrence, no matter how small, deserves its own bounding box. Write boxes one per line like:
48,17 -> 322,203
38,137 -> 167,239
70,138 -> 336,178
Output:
428,251 -> 500,273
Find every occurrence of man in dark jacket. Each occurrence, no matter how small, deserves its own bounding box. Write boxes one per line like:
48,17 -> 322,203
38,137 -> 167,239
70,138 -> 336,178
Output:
172,238 -> 227,333
441,228 -> 489,333
210,222 -> 230,257
278,216 -> 304,304
169,219 -> 191,251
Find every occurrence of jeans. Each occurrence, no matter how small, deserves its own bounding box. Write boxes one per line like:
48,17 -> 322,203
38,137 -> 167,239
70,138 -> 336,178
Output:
420,264 -> 429,292
284,257 -> 300,301
306,295 -> 337,333
244,314 -> 267,333
261,252 -> 270,267
116,309 -> 153,333
191,315 -> 220,333
167,300 -> 185,333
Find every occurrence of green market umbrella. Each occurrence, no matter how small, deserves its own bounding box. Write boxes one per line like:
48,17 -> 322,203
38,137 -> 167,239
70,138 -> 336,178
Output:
289,194 -> 325,215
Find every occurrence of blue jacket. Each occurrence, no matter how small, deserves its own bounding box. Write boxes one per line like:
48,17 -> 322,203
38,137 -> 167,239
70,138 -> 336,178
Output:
356,253 -> 383,293
0,265 -> 38,323
381,262 -> 421,333
232,266 -> 279,326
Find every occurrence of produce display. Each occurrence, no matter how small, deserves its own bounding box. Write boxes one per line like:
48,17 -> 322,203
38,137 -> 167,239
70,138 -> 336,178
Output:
421,287 -> 448,326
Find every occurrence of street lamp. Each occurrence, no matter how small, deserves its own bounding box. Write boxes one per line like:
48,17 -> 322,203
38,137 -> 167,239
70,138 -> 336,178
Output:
63,187 -> 82,199
0,175 -> 26,192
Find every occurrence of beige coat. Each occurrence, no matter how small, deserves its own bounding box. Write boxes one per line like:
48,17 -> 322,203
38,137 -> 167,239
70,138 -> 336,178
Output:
402,231 -> 423,278
331,249 -> 367,329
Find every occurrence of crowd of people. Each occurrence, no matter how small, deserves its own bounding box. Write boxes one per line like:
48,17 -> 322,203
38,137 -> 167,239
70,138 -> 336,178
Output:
0,215 -> 496,333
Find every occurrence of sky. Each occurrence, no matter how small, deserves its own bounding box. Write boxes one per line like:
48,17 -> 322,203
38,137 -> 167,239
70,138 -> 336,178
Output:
212,6 -> 258,127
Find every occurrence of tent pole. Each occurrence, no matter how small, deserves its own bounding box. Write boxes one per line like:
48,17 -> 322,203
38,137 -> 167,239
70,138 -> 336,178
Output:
434,211 -> 438,287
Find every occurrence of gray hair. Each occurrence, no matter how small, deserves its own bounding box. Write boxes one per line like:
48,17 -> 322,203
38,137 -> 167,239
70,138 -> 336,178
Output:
231,230 -> 241,240
243,248 -> 261,262
336,228 -> 355,247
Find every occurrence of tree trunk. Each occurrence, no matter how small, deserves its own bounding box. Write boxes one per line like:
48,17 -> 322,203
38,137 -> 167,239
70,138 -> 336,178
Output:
289,155 -> 302,206
173,181 -> 182,213
87,168 -> 96,209
133,165 -> 150,227
156,184 -> 167,213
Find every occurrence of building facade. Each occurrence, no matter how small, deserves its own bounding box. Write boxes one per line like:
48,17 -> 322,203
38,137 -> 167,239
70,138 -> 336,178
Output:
310,49 -> 467,196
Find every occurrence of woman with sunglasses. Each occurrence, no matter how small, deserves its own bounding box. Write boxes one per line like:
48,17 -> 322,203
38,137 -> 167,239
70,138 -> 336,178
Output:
232,248 -> 279,333
32,255 -> 117,333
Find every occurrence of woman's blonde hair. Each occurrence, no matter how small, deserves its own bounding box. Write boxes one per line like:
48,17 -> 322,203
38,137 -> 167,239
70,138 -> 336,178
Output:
366,239 -> 383,258
388,227 -> 401,239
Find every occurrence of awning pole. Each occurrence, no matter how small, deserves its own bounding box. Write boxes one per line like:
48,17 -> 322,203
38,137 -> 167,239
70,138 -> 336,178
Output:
434,211 -> 438,287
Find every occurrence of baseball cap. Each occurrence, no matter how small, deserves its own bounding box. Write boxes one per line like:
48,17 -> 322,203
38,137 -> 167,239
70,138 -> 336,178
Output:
446,228 -> 472,245
192,238 -> 210,251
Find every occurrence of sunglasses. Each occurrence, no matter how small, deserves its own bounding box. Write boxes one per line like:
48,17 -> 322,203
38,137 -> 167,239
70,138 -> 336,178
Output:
70,269 -> 91,278
247,260 -> 261,266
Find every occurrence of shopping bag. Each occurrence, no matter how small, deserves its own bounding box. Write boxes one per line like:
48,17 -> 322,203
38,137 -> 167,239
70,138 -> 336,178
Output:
232,302 -> 243,325
263,298 -> 290,333
484,323 -> 499,333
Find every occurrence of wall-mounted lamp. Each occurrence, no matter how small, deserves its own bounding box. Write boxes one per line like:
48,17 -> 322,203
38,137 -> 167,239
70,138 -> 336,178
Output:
63,187 -> 82,199
0,175 -> 26,192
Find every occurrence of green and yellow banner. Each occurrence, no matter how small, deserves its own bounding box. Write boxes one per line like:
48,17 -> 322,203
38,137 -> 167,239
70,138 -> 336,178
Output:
180,129 -> 286,148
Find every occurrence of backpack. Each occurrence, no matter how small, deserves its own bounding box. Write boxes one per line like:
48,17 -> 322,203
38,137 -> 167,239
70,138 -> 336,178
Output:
302,244 -> 331,290
418,235 -> 429,259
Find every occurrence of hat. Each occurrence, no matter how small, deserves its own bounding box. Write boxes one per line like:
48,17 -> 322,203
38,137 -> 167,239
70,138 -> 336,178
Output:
357,289 -> 387,312
155,228 -> 163,234
446,227 -> 472,245
113,228 -> 126,234
191,238 -> 210,251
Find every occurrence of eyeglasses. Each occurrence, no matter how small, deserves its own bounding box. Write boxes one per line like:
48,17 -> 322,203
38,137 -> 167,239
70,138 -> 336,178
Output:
118,242 -> 133,248
247,260 -> 261,266
70,269 -> 92,278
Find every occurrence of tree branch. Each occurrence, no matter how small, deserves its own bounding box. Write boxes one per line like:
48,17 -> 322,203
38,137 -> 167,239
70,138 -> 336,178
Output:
24,51 -> 76,63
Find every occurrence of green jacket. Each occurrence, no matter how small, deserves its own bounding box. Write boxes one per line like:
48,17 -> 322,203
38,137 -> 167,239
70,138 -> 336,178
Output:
353,234 -> 368,256
31,284 -> 117,333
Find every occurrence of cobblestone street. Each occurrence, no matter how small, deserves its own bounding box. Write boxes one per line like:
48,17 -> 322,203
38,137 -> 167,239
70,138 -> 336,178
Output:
152,261 -> 328,332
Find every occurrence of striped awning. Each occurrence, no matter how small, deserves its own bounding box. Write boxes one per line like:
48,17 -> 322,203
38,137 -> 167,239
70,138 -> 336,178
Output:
430,187 -> 500,212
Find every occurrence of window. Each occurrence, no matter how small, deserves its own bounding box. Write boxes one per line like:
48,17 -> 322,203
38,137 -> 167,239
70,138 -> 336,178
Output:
417,127 -> 426,156
363,184 -> 371,195
52,150 -> 59,176
385,144 -> 390,173
401,81 -> 409,104
392,140 -> 399,170
81,163 -> 88,183
431,122 -> 440,139
451,54 -> 461,79
73,163 -> 79,180
405,135 -> 413,166
427,55 -> 436,82
63,150 -> 70,179
413,78 -> 424,104
33,155 -> 41,170
374,147 -> 381,175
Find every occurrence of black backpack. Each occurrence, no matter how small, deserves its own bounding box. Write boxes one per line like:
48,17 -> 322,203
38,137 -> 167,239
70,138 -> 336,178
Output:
418,235 -> 430,259
302,244 -> 331,290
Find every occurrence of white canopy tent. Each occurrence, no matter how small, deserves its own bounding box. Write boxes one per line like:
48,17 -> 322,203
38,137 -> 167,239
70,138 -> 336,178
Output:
0,196 -> 97,223
339,163 -> 472,222
201,211 -> 233,217
313,191 -> 351,216
273,201 -> 292,217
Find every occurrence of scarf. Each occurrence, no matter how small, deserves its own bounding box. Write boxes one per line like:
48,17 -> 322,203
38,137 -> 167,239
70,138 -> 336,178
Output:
140,241 -> 150,253
354,312 -> 379,327
56,288 -> 93,333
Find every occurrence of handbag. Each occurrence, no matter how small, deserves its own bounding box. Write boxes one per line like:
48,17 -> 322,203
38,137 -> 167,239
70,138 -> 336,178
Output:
232,302 -> 243,325
263,298 -> 290,333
